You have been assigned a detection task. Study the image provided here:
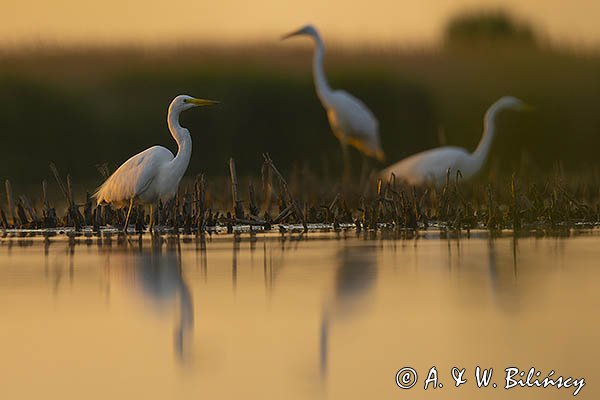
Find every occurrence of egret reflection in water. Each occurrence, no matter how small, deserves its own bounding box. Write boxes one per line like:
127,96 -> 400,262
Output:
320,244 -> 378,379
485,237 -> 523,311
134,248 -> 194,363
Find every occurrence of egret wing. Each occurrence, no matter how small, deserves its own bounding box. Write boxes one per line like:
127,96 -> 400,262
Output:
328,90 -> 382,157
329,91 -> 378,138
382,147 -> 469,186
412,147 -> 468,175
95,146 -> 174,204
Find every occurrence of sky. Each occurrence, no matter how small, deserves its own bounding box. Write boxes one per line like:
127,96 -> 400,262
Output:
2,0 -> 600,47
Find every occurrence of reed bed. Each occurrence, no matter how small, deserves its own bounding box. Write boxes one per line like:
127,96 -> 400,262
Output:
1,154 -> 599,237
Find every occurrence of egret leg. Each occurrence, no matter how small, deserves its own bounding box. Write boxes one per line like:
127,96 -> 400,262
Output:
341,142 -> 351,182
359,154 -> 369,188
123,198 -> 134,233
149,203 -> 155,233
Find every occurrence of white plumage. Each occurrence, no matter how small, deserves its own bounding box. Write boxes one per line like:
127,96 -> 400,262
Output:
95,146 -> 175,206
381,96 -> 529,187
326,90 -> 381,158
95,94 -> 218,230
282,24 -> 384,174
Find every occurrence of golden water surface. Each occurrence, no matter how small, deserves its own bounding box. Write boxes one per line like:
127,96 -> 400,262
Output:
0,231 -> 598,399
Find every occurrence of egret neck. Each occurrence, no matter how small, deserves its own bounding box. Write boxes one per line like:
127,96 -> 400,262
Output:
167,103 -> 193,181
310,32 -> 333,107
471,104 -> 499,171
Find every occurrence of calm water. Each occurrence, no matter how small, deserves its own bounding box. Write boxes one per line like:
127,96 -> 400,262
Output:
0,231 -> 598,399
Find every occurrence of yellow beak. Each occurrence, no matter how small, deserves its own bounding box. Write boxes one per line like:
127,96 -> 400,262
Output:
281,27 -> 305,40
281,31 -> 298,40
185,98 -> 220,106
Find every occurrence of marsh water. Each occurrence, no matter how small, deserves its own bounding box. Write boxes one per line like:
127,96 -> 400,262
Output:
1,230 -> 598,399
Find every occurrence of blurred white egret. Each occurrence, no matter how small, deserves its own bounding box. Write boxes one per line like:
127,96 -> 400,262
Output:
381,96 -> 529,187
95,95 -> 219,232
282,24 -> 384,177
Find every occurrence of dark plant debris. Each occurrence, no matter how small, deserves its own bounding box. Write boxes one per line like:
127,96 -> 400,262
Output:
1,157 -> 600,237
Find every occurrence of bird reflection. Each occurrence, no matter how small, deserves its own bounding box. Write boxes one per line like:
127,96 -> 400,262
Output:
135,246 -> 194,363
320,244 -> 377,379
486,236 -> 520,310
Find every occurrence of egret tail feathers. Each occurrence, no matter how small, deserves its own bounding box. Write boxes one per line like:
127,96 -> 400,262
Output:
346,137 -> 386,162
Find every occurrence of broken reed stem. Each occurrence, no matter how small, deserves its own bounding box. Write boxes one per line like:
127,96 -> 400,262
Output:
50,163 -> 81,230
49,163 -> 69,204
261,159 -> 273,214
41,180 -> 58,228
511,173 -> 521,230
66,174 -> 81,230
42,180 -> 49,217
4,180 -> 15,226
0,207 -> 6,230
0,187 -> 6,230
229,158 -> 244,219
20,195 -> 39,225
196,174 -> 206,233
66,175 -> 74,208
248,180 -> 259,217
263,153 -> 307,232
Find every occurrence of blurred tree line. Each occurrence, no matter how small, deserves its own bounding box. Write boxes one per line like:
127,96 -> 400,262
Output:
0,10 -> 599,190
444,10 -> 537,47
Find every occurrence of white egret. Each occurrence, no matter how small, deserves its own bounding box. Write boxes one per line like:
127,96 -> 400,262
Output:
381,96 -> 530,188
282,24 -> 384,177
94,95 -> 219,232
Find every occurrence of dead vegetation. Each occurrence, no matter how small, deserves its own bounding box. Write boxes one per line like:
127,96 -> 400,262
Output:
1,156 -> 599,237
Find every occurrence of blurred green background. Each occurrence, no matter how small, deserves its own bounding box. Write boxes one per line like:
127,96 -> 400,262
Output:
1,10 -> 599,191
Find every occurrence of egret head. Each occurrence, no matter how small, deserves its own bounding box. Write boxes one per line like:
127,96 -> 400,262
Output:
281,24 -> 320,40
485,96 -> 532,123
493,96 -> 532,112
170,95 -> 220,113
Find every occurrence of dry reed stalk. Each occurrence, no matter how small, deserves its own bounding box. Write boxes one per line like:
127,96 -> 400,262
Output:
229,158 -> 244,219
4,180 -> 15,226
263,153 -> 307,232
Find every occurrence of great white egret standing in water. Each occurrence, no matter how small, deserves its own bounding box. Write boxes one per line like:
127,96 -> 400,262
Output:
381,96 -> 530,188
95,95 -> 219,232
282,24 -> 384,177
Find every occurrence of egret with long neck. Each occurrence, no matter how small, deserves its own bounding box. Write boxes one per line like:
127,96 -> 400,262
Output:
95,95 -> 219,232
381,96 -> 530,187
282,24 -> 384,178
